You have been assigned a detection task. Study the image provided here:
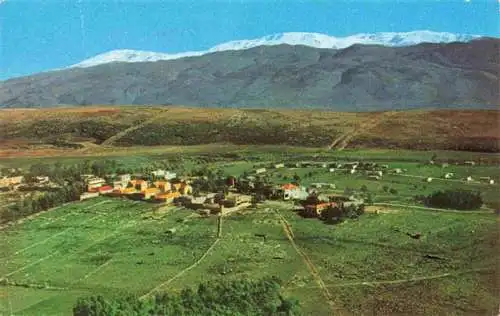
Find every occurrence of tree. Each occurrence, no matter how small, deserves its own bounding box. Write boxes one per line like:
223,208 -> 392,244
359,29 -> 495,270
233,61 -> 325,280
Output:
360,185 -> 368,193
389,188 -> 398,195
292,173 -> 301,184
382,185 -> 389,193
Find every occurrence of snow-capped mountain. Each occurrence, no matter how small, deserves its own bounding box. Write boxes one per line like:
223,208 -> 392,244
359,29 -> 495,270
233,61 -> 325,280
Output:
69,30 -> 480,69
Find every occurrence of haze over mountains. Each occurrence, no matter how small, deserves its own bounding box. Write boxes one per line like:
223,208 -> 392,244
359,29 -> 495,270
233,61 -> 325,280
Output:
0,31 -> 498,110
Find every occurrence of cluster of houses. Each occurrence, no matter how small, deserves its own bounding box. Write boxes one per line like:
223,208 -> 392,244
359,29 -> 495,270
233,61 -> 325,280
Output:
80,170 -> 193,203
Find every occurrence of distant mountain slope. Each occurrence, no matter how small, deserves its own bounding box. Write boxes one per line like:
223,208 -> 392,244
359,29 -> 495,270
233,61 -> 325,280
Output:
69,31 -> 479,69
0,38 -> 498,109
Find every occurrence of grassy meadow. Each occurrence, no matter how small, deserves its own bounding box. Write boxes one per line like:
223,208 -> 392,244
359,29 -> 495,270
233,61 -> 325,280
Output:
0,196 -> 497,315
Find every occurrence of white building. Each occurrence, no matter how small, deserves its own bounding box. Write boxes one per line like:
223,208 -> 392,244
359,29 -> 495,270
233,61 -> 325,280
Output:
117,174 -> 131,183
255,168 -> 267,174
273,163 -> 285,169
80,192 -> 99,201
164,171 -> 177,180
152,170 -> 166,178
85,177 -> 106,190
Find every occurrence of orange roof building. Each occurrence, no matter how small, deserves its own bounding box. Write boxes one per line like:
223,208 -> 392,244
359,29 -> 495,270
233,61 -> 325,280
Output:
141,187 -> 160,199
281,183 -> 298,190
154,181 -> 171,192
155,191 -> 181,203
304,202 -> 338,217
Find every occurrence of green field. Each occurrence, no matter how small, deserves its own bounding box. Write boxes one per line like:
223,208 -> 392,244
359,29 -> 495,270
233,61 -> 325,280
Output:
0,195 -> 498,315
0,148 -> 499,315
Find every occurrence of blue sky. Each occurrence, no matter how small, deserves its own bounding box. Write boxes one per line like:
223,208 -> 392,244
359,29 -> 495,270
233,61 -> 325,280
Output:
1,0 -> 498,80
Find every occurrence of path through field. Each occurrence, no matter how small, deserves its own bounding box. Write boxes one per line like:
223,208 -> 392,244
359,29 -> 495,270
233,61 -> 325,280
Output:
100,110 -> 169,146
372,202 -> 492,214
328,111 -> 397,151
289,268 -> 491,290
274,209 -> 339,314
139,215 -> 222,300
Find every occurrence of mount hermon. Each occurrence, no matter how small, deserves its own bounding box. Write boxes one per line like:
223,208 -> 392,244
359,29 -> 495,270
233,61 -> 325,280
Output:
69,30 -> 479,69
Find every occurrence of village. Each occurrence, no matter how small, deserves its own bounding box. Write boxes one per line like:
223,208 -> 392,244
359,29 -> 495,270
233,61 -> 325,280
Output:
0,157 -> 496,223
50,157 -> 492,219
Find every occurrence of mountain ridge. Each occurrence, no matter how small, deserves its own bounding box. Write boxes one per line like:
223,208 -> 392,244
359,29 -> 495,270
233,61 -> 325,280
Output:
0,38 -> 498,110
68,31 -> 481,69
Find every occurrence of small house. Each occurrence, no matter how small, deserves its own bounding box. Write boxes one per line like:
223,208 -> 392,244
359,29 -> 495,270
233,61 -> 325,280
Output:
280,183 -> 307,200
96,185 -> 113,195
368,175 -> 381,180
394,168 -> 403,174
444,173 -> 454,179
35,176 -> 50,184
121,187 -> 137,195
255,168 -> 267,174
130,179 -> 148,191
274,163 -> 285,169
441,163 -> 449,168
464,161 -> 476,166
117,174 -> 131,183
152,170 -> 166,178
164,171 -> 177,180
155,191 -> 181,203
154,181 -> 171,192
86,177 -> 106,190
304,202 -> 338,217
426,177 -> 433,183
329,168 -> 335,173
381,164 -> 389,169
350,169 -> 356,174
466,176 -> 473,182
80,192 -> 99,201
141,187 -> 160,200
489,179 -> 495,185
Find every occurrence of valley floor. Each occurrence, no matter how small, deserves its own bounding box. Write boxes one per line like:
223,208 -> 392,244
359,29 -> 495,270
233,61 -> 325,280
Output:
0,147 -> 499,315
0,197 -> 497,315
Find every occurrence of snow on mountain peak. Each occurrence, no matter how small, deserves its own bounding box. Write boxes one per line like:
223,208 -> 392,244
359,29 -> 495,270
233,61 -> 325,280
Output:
69,30 -> 480,69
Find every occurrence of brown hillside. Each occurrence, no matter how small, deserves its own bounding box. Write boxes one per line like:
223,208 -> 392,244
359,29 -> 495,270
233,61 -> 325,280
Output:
0,107 -> 498,156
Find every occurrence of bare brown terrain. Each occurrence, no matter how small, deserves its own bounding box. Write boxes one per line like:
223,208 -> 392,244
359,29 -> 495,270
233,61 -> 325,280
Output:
0,107 -> 498,158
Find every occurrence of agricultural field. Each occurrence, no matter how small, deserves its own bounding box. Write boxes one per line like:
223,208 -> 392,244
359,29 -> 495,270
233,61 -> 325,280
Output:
0,195 -> 498,315
0,147 -> 499,315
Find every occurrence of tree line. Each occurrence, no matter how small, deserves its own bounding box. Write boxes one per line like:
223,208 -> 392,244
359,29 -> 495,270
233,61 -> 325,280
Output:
73,277 -> 301,316
415,189 -> 483,210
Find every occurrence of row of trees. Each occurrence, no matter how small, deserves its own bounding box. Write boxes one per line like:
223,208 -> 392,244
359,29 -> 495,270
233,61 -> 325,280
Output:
320,204 -> 365,224
73,277 -> 301,316
416,189 -> 483,210
2,182 -> 85,223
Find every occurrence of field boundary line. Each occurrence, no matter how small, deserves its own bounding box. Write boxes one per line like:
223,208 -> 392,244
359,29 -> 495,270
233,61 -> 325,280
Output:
289,268 -> 491,290
140,216 -> 222,300
0,200 -> 110,232
5,212 -> 104,259
274,209 -> 338,314
0,251 -> 59,281
80,259 -> 114,281
372,202 -> 491,214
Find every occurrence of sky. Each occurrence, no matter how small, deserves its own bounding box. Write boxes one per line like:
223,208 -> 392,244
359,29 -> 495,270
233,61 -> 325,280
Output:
0,0 -> 499,80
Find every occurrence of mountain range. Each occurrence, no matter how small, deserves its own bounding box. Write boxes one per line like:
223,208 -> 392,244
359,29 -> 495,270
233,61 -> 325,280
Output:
69,31 -> 480,69
0,31 -> 498,110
